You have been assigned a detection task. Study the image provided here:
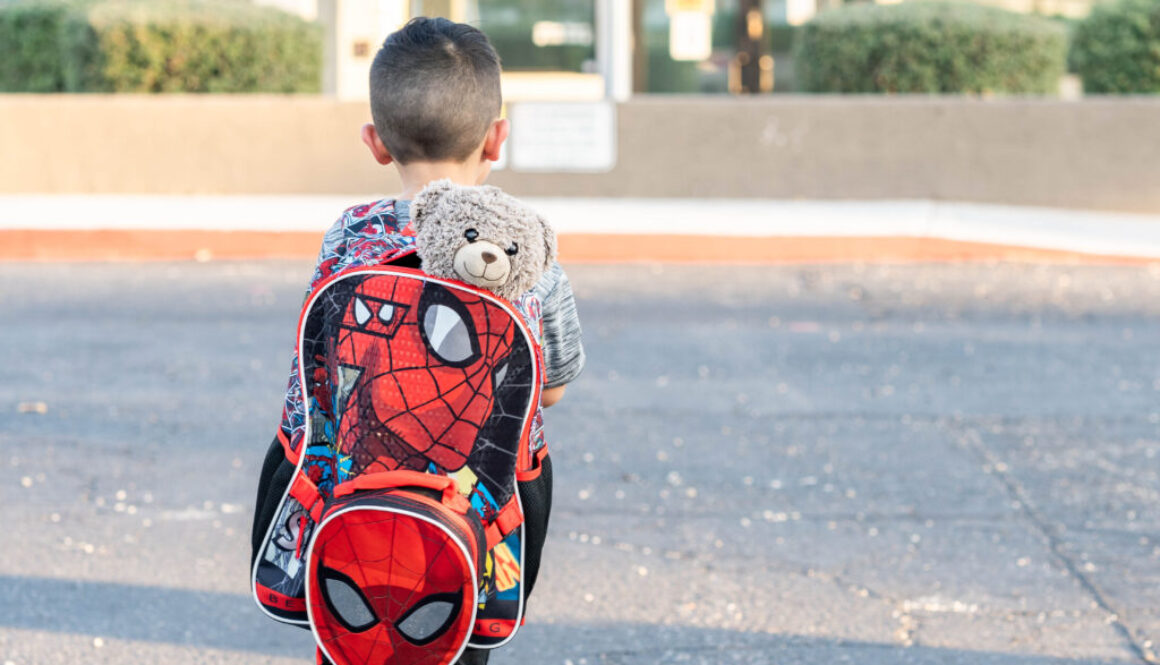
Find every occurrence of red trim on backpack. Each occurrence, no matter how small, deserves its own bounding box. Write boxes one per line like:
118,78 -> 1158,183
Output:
484,497 -> 524,550
289,470 -> 324,523
276,428 -> 297,464
516,364 -> 544,474
474,618 -> 517,637
516,446 -> 550,482
256,582 -> 307,613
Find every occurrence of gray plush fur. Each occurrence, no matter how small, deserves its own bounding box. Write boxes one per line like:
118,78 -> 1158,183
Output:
411,179 -> 557,301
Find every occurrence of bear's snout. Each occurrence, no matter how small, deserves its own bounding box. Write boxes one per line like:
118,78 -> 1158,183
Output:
453,240 -> 511,289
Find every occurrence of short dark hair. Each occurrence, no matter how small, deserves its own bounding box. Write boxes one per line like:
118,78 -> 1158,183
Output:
369,17 -> 502,165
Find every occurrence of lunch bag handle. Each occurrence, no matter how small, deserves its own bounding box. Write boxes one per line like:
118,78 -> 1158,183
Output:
332,470 -> 471,514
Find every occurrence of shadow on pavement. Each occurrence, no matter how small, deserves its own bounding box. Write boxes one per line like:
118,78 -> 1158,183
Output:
0,574 -> 1134,664
0,574 -> 313,656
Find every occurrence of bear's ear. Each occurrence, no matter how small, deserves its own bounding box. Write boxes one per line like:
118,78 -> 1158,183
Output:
537,212 -> 557,271
410,178 -> 457,232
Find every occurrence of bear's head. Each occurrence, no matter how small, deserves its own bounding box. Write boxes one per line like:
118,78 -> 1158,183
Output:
411,179 -> 557,301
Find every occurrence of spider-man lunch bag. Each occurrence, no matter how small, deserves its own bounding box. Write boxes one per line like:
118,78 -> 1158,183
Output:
251,255 -> 549,665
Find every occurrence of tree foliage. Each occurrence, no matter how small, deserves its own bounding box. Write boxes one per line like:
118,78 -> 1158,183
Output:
0,0 -> 321,93
795,2 -> 1068,94
1072,0 -> 1160,93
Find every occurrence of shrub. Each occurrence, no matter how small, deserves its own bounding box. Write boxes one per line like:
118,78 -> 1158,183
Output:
794,2 -> 1068,94
0,0 -> 321,93
769,23 -> 797,53
0,0 -> 79,91
1071,0 -> 1160,93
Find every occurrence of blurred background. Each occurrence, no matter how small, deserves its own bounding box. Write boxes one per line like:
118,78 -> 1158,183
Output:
2,1 -> 1160,665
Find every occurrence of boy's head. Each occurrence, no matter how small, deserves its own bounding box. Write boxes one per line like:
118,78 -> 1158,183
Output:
366,17 -> 503,166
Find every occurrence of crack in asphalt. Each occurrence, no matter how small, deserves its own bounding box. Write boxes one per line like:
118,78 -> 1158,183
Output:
960,427 -> 1157,664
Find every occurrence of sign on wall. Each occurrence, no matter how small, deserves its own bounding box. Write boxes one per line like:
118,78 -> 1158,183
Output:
508,102 -> 617,173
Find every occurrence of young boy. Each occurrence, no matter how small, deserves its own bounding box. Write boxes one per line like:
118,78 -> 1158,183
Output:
250,16 -> 584,665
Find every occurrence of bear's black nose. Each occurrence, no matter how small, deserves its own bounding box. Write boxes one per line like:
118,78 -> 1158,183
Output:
481,251 -> 497,264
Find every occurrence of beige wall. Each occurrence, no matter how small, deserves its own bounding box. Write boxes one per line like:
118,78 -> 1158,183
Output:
0,96 -> 395,195
3,95 -> 1159,213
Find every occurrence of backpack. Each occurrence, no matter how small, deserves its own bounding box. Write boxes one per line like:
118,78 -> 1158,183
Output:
250,251 -> 551,665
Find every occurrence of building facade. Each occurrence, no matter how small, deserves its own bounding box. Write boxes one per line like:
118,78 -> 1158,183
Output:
254,0 -> 1098,98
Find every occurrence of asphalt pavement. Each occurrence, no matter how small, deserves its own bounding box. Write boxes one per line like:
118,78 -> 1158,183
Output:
1,261 -> 1158,664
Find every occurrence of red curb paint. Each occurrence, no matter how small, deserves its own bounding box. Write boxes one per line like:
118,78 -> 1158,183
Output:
0,230 -> 1154,265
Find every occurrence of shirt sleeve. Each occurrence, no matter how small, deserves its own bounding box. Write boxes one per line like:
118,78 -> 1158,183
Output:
537,263 -> 586,389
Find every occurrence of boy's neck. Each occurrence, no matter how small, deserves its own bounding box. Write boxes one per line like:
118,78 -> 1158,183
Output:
396,159 -> 485,200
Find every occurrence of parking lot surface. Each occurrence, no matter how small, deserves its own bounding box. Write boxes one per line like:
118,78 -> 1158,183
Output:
2,261 -> 1158,664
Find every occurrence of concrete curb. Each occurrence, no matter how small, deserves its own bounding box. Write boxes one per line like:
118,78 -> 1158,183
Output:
2,195 -> 1159,263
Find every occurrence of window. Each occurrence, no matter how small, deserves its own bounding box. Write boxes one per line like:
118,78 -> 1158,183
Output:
411,0 -> 597,73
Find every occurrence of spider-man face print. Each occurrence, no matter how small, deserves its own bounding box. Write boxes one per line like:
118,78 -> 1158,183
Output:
328,278 -> 517,476
309,508 -> 477,665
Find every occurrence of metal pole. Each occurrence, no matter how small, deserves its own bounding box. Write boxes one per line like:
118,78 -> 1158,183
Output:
596,0 -> 633,101
632,0 -> 648,93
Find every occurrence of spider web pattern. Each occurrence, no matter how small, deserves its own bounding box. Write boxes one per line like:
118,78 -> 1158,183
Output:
300,272 -> 535,502
465,329 -> 533,508
275,202 -> 552,466
312,504 -> 474,665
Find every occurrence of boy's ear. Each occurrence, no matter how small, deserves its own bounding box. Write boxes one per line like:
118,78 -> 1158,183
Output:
481,118 -> 509,163
411,178 -> 457,231
360,123 -> 393,165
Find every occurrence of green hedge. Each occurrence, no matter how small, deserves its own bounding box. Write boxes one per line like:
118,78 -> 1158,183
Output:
1072,0 -> 1160,93
0,0 -> 321,93
769,24 -> 797,53
794,2 -> 1068,94
0,0 -> 76,92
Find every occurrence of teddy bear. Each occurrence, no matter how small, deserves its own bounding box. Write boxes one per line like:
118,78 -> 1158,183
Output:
410,178 -> 557,301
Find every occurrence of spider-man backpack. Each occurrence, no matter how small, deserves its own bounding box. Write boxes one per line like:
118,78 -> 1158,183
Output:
250,251 -> 552,665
